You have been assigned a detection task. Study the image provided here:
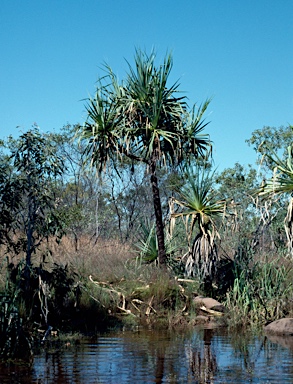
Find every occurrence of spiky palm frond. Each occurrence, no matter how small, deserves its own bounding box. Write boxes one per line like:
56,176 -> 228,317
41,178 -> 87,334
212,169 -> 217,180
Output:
171,168 -> 225,238
180,100 -> 212,162
80,84 -> 124,172
259,144 -> 293,196
134,222 -> 158,263
134,222 -> 177,264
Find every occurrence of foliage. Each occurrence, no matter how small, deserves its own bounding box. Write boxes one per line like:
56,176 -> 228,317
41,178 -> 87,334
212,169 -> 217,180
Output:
171,167 -> 226,285
215,160 -> 287,259
246,125 -> 293,169
5,261 -> 78,327
82,50 -> 211,171
257,130 -> 293,254
0,127 -> 75,361
226,254 -> 292,327
79,49 -> 212,265
134,221 -> 181,273
0,258 -> 32,362
0,126 -> 66,266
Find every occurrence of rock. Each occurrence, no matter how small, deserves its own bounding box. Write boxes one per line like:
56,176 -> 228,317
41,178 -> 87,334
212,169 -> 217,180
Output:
193,296 -> 225,313
266,334 -> 293,350
265,318 -> 293,335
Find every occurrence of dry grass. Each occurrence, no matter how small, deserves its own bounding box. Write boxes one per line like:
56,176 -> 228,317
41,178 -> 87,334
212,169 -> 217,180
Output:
45,235 -> 136,280
0,235 -> 135,288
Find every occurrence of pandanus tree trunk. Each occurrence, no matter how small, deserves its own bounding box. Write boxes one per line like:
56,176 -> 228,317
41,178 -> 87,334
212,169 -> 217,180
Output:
150,159 -> 167,266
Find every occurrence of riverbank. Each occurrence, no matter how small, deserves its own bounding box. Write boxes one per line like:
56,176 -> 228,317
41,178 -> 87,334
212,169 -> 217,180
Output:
0,236 -> 292,363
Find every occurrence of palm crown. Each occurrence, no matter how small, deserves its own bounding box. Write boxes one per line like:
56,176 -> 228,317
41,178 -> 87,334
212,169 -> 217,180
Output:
171,168 -> 226,237
81,50 -> 211,171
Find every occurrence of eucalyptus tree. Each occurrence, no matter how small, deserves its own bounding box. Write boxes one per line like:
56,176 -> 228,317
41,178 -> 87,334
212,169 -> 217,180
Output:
0,127 -> 66,267
246,125 -> 293,170
0,147 -> 18,249
79,50 -> 211,265
170,168 -> 226,283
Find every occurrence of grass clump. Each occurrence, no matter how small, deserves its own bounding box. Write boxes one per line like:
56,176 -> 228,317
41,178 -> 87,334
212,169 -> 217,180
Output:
225,253 -> 293,327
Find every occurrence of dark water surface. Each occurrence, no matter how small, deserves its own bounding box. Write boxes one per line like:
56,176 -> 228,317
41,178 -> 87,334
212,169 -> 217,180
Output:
1,326 -> 293,383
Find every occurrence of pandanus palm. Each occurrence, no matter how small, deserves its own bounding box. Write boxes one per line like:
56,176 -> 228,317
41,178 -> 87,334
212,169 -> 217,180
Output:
171,168 -> 226,280
79,50 -> 211,265
258,136 -> 293,254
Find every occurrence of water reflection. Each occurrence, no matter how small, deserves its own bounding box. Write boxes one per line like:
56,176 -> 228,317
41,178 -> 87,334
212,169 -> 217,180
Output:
186,329 -> 217,383
1,327 -> 293,383
266,333 -> 293,350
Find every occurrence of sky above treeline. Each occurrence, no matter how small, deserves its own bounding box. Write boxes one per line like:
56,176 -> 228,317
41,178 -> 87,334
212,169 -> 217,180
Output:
1,1 -> 292,171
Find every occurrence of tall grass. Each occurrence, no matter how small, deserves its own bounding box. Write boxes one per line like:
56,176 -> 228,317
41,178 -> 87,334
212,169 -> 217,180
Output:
49,236 -> 133,281
225,253 -> 293,327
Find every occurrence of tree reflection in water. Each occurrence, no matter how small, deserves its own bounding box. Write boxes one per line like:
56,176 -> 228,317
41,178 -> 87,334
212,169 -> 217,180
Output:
154,345 -> 165,383
186,329 -> 217,383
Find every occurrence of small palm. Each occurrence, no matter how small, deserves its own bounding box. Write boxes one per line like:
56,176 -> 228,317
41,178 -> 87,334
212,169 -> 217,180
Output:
171,168 -> 225,279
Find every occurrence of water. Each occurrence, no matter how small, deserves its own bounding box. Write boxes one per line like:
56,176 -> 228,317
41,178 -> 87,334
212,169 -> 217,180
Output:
1,326 -> 293,383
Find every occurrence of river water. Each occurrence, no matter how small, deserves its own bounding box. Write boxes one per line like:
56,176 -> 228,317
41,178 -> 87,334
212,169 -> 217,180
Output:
0,326 -> 293,383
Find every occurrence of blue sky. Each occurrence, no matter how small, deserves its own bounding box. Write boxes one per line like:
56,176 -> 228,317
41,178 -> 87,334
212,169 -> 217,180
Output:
1,1 -> 292,170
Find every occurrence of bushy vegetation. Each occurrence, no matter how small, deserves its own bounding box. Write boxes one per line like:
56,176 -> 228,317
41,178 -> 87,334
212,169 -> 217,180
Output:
1,50 -> 293,362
